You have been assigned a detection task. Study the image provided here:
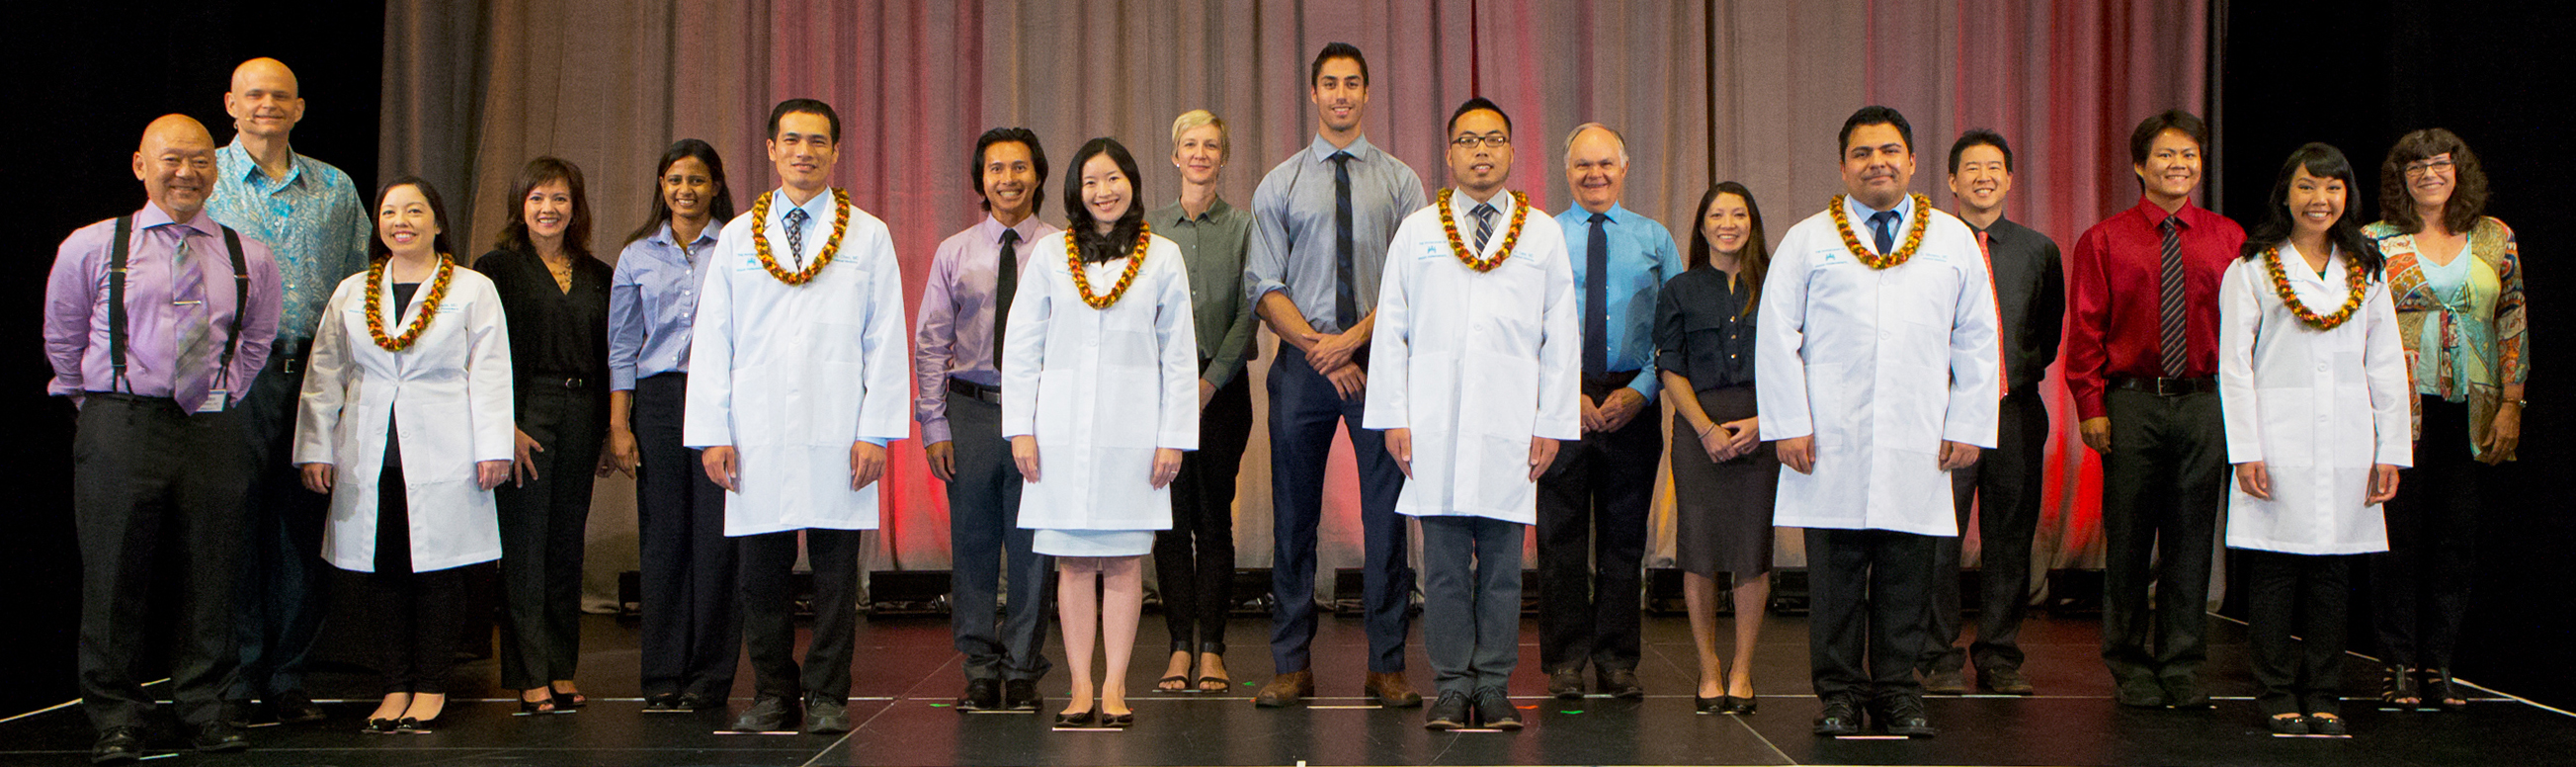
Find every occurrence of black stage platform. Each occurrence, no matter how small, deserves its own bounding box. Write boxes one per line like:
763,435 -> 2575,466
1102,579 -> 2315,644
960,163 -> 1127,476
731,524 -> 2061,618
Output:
6,609 -> 2565,766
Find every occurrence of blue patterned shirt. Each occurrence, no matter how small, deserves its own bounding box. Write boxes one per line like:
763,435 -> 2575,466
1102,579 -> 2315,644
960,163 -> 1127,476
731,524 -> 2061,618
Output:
206,137 -> 371,342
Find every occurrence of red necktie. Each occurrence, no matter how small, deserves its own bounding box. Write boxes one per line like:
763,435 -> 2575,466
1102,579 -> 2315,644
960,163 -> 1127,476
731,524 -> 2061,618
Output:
1978,229 -> 2007,397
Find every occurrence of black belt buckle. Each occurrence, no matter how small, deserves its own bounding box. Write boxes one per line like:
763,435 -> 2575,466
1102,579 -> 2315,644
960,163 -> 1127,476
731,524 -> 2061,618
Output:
559,378 -> 587,389
281,358 -> 301,375
948,378 -> 1002,404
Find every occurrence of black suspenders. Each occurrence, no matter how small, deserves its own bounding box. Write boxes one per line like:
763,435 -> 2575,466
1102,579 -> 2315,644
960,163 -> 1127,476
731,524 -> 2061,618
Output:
106,214 -> 251,394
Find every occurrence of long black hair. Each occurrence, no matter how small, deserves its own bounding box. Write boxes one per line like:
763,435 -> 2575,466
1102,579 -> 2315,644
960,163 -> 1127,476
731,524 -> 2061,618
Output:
368,175 -> 457,261
1062,137 -> 1145,264
1686,182 -> 1770,315
2239,142 -> 2383,275
623,138 -> 736,248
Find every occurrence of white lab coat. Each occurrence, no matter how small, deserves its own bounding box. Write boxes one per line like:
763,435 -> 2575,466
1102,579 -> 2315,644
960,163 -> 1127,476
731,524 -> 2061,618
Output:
1756,199 -> 2000,535
999,232 -> 1200,531
682,191 -> 912,536
292,266 -> 514,572
2217,244 -> 2410,554
1363,191 -> 1583,524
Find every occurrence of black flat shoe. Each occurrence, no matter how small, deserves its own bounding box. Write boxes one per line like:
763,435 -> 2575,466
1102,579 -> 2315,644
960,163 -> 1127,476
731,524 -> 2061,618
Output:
367,718 -> 397,733
1054,708 -> 1097,727
91,726 -> 143,764
2267,715 -> 2308,735
192,722 -> 250,753
643,692 -> 683,711
395,716 -> 431,732
2305,715 -> 2348,736
1099,711 -> 1133,728
520,694 -> 557,715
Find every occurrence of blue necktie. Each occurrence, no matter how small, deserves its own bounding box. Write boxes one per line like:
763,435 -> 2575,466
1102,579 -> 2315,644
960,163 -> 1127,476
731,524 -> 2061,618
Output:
1870,210 -> 1900,255
1470,203 -> 1498,253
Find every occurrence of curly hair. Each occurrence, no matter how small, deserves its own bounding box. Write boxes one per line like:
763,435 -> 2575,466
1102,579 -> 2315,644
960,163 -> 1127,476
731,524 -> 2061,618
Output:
2377,128 -> 2487,235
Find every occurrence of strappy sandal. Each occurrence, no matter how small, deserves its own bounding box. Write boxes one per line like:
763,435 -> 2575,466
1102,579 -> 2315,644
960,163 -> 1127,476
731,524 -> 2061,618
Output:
2379,664 -> 2421,709
2427,668 -> 2467,712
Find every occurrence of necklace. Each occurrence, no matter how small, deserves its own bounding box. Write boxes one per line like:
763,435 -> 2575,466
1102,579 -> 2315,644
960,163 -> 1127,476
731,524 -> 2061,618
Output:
2262,245 -> 2368,330
1066,224 -> 1153,308
365,254 -> 456,352
1434,189 -> 1529,272
1825,194 -> 1932,269
747,188 -> 853,285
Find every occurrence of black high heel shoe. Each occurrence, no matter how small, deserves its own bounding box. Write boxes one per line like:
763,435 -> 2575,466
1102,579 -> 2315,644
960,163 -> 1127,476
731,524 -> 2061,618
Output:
367,718 -> 398,733
1695,695 -> 1724,714
520,692 -> 557,715
1723,693 -> 1759,715
1054,708 -> 1097,727
395,716 -> 431,732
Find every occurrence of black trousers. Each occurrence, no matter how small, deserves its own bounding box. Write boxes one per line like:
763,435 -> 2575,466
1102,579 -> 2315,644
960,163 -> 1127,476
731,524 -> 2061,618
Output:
1925,389 -> 2048,674
2372,395 -> 2479,670
1155,374 -> 1252,653
1805,528 -> 1936,707
2244,550 -> 2351,716
351,460 -> 471,696
944,391 -> 1051,682
739,528 -> 864,704
1534,376 -> 1660,674
495,383 -> 606,690
633,374 -> 739,698
74,394 -> 251,730
2098,388 -> 2225,692
229,351 -> 331,702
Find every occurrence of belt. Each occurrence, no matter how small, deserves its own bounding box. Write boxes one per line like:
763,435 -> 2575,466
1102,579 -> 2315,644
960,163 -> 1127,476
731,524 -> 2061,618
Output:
948,378 -> 1003,404
2111,376 -> 2218,396
271,337 -> 312,375
529,376 -> 591,389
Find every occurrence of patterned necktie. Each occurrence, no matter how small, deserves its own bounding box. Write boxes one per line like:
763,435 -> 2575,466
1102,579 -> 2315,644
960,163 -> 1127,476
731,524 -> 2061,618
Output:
1329,150 -> 1358,330
170,228 -> 215,412
1870,210 -> 1900,255
1471,203 -> 1498,253
1584,213 -> 1611,376
1977,228 -> 2006,396
992,227 -> 1022,366
784,207 -> 810,270
2158,214 -> 2188,377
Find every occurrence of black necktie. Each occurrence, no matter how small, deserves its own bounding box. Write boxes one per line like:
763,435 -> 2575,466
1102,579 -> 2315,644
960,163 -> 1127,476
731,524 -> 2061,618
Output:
1869,210 -> 1899,255
1584,213 -> 1610,376
1330,150 -> 1357,330
2158,214 -> 2188,377
993,227 -> 1022,366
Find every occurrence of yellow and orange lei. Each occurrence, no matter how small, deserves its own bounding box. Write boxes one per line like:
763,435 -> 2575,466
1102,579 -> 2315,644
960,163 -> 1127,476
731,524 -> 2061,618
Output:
1826,194 -> 1933,269
365,254 -> 455,352
2263,245 -> 2368,330
747,188 -> 853,286
1066,224 -> 1152,308
1435,189 -> 1530,272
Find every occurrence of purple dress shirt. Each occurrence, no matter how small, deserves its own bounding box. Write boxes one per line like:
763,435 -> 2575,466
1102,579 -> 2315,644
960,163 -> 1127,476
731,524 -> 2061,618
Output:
45,204 -> 285,405
912,214 -> 1059,444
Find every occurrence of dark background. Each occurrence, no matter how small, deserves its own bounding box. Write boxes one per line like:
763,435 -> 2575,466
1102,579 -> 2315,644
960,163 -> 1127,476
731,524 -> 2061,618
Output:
0,0 -> 2566,718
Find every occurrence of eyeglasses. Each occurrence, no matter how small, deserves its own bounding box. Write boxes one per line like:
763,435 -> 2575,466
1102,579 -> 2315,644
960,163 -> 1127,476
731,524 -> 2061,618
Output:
2403,158 -> 2454,178
1451,134 -> 1510,149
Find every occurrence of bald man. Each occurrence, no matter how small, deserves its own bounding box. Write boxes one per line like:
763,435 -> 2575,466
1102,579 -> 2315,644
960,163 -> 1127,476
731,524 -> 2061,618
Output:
45,115 -> 285,763
1536,123 -> 1682,699
205,56 -> 369,727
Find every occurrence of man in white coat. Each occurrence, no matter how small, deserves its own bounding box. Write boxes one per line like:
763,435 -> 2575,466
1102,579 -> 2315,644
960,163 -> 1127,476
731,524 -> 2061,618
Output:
1757,106 -> 2000,738
1367,98 -> 1581,731
684,99 -> 911,735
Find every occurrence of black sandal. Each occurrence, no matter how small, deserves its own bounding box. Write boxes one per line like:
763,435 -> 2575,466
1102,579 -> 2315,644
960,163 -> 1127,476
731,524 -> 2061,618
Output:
2427,668 -> 2467,712
1153,675 -> 1192,693
2379,664 -> 2421,709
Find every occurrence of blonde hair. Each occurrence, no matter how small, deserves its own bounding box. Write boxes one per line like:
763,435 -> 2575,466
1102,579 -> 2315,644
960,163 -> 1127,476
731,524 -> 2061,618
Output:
1171,109 -> 1228,156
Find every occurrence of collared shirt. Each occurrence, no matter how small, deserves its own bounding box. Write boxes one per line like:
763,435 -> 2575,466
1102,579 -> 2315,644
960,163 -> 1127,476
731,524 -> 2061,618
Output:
1148,197 -> 1259,390
2064,197 -> 2247,419
1655,266 -> 1757,393
1972,215 -> 2066,395
1244,134 -> 1427,334
206,137 -> 370,342
608,221 -> 722,390
912,213 -> 1060,445
44,204 -> 284,402
1556,202 -> 1684,399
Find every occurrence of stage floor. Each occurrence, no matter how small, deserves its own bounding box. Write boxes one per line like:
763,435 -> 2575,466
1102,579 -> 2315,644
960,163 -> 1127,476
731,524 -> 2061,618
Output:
5,607 -> 2565,766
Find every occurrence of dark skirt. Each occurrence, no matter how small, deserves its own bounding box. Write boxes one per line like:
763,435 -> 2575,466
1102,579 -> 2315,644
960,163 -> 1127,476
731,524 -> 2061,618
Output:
1670,385 -> 1778,579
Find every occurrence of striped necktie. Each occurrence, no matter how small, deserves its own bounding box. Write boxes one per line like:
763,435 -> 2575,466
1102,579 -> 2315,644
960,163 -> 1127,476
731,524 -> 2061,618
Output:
2158,214 -> 2187,377
170,229 -> 216,412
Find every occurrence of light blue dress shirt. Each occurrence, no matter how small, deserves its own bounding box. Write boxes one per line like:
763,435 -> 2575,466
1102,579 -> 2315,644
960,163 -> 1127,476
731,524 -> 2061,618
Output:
1556,202 -> 1684,400
608,220 -> 722,390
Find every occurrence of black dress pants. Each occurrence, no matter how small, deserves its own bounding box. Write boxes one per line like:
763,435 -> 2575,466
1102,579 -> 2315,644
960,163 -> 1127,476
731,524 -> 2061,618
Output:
495,383 -> 605,690
2244,550 -> 2350,716
1924,389 -> 2048,674
738,528 -> 864,704
2098,388 -> 2226,695
1155,374 -> 1252,653
73,395 -> 250,730
229,353 -> 330,703
1805,527 -> 1936,707
2372,395 -> 2478,670
633,374 -> 739,698
1534,375 -> 1660,674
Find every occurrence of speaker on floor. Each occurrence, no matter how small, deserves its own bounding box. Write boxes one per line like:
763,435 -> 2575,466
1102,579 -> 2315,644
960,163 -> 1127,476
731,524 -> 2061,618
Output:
869,569 -> 953,616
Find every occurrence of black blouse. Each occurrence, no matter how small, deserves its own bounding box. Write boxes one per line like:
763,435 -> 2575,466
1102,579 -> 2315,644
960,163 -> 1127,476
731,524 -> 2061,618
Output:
1654,266 -> 1758,395
472,248 -> 612,406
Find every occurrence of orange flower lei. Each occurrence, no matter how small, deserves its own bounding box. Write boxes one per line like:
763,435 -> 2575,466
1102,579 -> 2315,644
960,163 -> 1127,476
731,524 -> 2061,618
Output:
2262,245 -> 2368,330
1826,194 -> 1933,269
365,254 -> 456,352
747,188 -> 852,286
1435,189 -> 1529,272
1066,224 -> 1153,308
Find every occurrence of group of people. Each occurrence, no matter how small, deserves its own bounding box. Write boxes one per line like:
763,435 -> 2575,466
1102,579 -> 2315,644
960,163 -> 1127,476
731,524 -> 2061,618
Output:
50,42 -> 2520,764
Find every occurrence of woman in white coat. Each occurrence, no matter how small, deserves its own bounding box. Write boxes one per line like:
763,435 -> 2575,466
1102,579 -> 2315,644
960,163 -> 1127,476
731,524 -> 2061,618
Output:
2217,143 -> 2409,737
294,177 -> 516,731
1000,137 -> 1198,728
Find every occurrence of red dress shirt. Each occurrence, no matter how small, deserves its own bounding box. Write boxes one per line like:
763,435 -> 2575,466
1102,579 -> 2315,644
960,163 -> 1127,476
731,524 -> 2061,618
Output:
2063,197 -> 2247,420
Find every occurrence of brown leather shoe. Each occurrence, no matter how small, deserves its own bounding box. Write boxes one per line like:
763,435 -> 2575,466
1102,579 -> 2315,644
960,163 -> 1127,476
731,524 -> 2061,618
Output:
1365,670 -> 1424,708
1253,670 -> 1314,708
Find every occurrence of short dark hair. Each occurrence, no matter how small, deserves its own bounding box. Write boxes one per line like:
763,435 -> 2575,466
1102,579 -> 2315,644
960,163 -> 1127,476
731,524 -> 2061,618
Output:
1838,105 -> 1913,154
623,138 -> 737,248
368,175 -> 457,261
1447,97 -> 1512,136
1309,43 -> 1369,88
1949,128 -> 2013,174
768,98 -> 841,142
970,127 -> 1049,215
1063,137 -> 1147,264
2127,109 -> 2206,165
494,155 -> 593,261
2378,128 -> 2487,235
